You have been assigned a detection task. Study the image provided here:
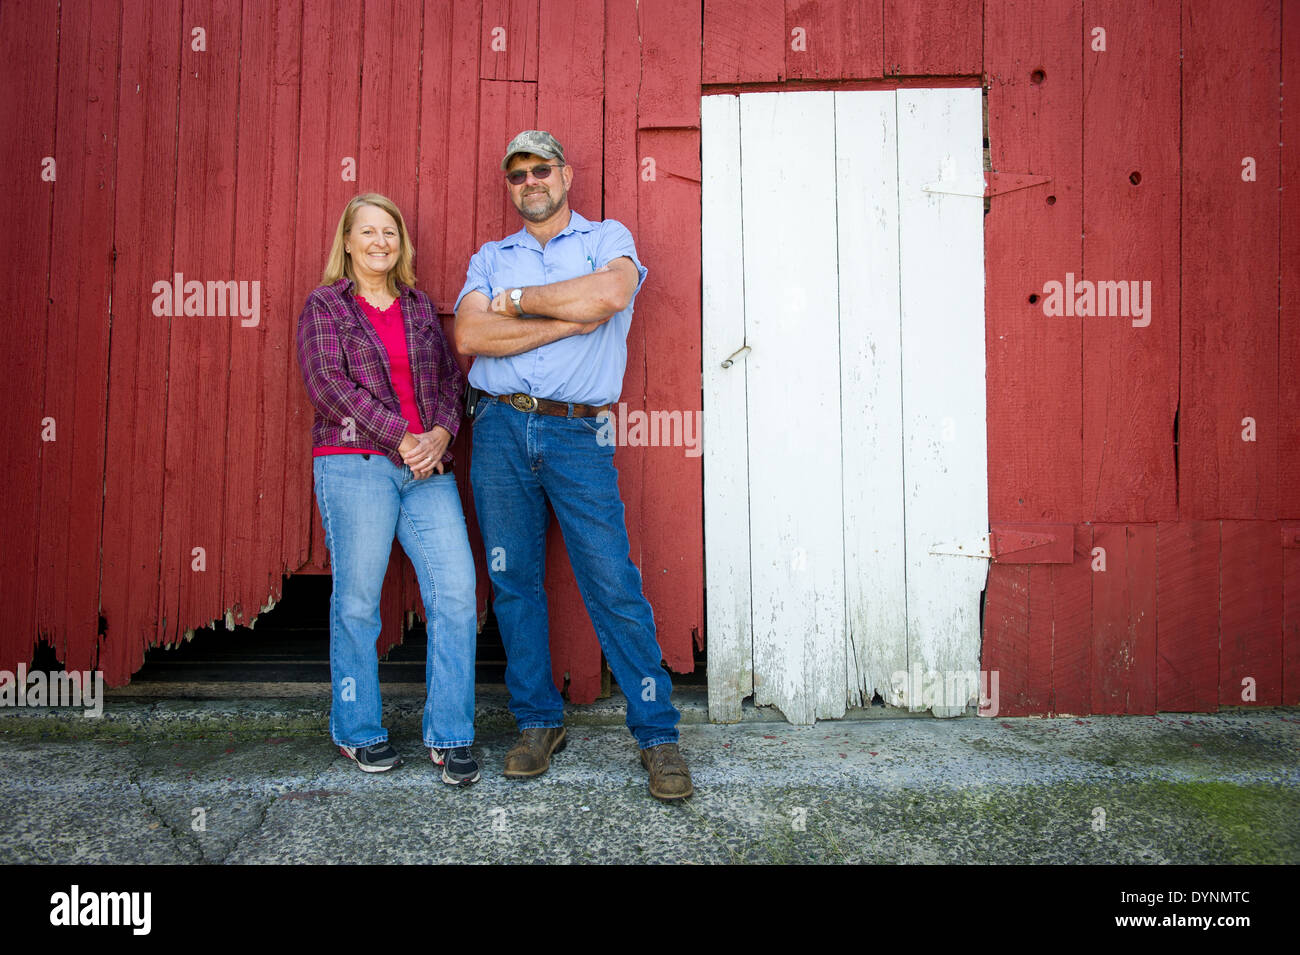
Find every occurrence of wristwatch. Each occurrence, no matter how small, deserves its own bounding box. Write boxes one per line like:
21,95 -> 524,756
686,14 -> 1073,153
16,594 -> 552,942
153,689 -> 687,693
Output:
509,287 -> 524,316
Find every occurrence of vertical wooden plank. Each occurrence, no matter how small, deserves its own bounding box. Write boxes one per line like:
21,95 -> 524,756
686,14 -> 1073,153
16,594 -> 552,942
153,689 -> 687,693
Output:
357,0 -> 423,215
1284,542 -> 1300,704
981,564 -> 1035,716
984,0 -> 1084,524
740,91 -> 844,724
537,0 -> 605,257
1091,523 -> 1157,714
1082,0 -> 1180,522
1181,0 -> 1280,520
157,0 -> 242,647
422,0 -> 481,310
638,0 -> 701,127
220,0 -> 302,634
637,0 -> 704,682
702,94 -> 749,721
100,0 -> 183,684
835,90 -> 906,708
897,88 -> 987,716
38,0 -> 119,672
1156,520 -> 1219,711
884,0 -> 983,75
479,0 -> 539,81
1219,520 -> 1282,705
0,0 -> 59,675
1049,524 -> 1093,714
636,128 -> 704,679
785,0 -> 884,80
1281,0 -> 1300,516
475,80 -> 537,250
702,0 -> 786,83
288,0 -> 363,579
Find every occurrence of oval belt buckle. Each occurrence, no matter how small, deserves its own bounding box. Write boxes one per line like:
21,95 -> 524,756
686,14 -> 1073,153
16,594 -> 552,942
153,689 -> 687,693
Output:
510,393 -> 538,413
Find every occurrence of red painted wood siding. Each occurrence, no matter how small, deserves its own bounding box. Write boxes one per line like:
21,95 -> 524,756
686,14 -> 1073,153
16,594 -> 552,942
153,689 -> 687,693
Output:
2,0 -> 1295,717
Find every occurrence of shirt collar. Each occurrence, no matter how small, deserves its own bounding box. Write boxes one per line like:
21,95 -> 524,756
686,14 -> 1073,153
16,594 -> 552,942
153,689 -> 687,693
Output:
498,210 -> 595,250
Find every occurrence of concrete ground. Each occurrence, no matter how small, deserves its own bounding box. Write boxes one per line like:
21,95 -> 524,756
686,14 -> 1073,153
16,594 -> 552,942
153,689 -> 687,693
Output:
1,687 -> 1296,864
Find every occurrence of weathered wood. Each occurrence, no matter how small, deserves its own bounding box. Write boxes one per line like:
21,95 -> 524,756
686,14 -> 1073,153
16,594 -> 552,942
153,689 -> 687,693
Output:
1219,520 -> 1282,705
0,0 -> 59,678
38,0 -> 119,673
1049,524 -> 1093,715
884,0 -> 982,76
639,0 -> 701,127
834,90 -> 906,708
1091,523 -> 1158,714
702,0 -> 785,84
1156,520 -> 1219,711
701,93 -> 750,722
289,0 -> 364,582
982,563 -> 1034,716
1180,0 -> 1280,519
1285,542 -> 1300,705
475,81 -> 538,250
636,127 -> 705,679
785,0 -> 884,80
222,0 -> 303,638
479,0 -> 539,81
157,0 -> 242,653
897,87 -> 987,716
1082,0 -> 1179,522
739,91 -> 845,724
984,0 -> 1084,523
1282,0 -> 1300,518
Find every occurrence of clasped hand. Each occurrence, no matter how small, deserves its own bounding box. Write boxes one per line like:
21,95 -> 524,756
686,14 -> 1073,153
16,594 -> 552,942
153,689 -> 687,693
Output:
399,425 -> 451,479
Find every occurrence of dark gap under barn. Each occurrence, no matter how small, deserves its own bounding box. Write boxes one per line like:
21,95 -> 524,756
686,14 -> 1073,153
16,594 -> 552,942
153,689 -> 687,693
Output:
114,574 -> 705,694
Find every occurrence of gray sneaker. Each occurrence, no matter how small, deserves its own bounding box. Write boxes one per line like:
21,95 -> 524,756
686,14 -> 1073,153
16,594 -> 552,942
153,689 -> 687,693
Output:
431,746 -> 481,786
338,741 -> 402,773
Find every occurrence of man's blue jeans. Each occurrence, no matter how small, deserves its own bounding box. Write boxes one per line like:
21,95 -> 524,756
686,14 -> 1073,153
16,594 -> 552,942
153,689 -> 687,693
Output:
312,453 -> 477,750
469,399 -> 680,749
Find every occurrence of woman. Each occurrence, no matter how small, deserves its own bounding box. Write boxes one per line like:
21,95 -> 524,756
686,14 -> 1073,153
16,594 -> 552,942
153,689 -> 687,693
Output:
296,193 -> 479,784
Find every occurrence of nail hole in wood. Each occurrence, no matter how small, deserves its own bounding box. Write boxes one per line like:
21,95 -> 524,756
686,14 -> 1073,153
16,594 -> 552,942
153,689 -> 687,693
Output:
1129,171 -> 1142,185
1030,69 -> 1046,84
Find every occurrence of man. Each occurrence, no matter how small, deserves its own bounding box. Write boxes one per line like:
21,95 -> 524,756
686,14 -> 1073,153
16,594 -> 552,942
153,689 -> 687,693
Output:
454,130 -> 692,801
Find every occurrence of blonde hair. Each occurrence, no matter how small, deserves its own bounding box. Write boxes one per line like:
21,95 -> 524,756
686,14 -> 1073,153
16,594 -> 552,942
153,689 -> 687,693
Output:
321,193 -> 418,296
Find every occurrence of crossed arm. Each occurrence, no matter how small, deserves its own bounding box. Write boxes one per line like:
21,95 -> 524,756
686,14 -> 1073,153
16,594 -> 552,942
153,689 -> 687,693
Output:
453,256 -> 640,358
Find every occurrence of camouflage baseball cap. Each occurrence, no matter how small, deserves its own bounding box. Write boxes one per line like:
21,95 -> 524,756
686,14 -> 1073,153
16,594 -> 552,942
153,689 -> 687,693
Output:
501,130 -> 566,170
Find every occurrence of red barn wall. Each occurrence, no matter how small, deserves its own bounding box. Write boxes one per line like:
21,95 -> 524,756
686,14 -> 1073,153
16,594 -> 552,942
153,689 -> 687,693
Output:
1,0 -> 1295,715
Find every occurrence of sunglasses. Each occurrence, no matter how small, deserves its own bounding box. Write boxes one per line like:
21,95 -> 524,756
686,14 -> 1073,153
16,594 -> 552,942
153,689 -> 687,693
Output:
505,163 -> 564,185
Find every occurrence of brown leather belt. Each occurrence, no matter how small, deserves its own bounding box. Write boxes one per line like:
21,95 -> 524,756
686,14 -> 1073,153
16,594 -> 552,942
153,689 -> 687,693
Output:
493,393 -> 610,418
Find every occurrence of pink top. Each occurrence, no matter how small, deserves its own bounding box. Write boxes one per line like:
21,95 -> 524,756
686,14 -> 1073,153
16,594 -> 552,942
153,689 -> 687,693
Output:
313,294 -> 428,457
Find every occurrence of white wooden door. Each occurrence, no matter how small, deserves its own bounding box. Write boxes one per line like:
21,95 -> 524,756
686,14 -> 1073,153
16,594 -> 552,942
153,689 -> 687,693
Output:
702,89 -> 988,724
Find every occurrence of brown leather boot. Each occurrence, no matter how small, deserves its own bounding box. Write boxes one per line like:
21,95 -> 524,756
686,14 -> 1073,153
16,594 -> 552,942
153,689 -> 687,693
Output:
503,727 -> 567,778
639,742 -> 694,801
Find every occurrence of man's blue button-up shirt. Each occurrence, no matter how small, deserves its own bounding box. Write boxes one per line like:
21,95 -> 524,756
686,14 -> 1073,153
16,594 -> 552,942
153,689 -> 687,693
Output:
454,210 -> 647,406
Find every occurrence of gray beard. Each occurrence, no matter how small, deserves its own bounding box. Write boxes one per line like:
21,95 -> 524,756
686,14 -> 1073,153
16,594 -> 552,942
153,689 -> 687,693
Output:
517,190 -> 564,222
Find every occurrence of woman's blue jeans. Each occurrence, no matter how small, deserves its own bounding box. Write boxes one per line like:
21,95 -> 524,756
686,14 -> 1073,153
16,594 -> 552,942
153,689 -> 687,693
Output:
468,399 -> 680,749
312,453 -> 477,749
